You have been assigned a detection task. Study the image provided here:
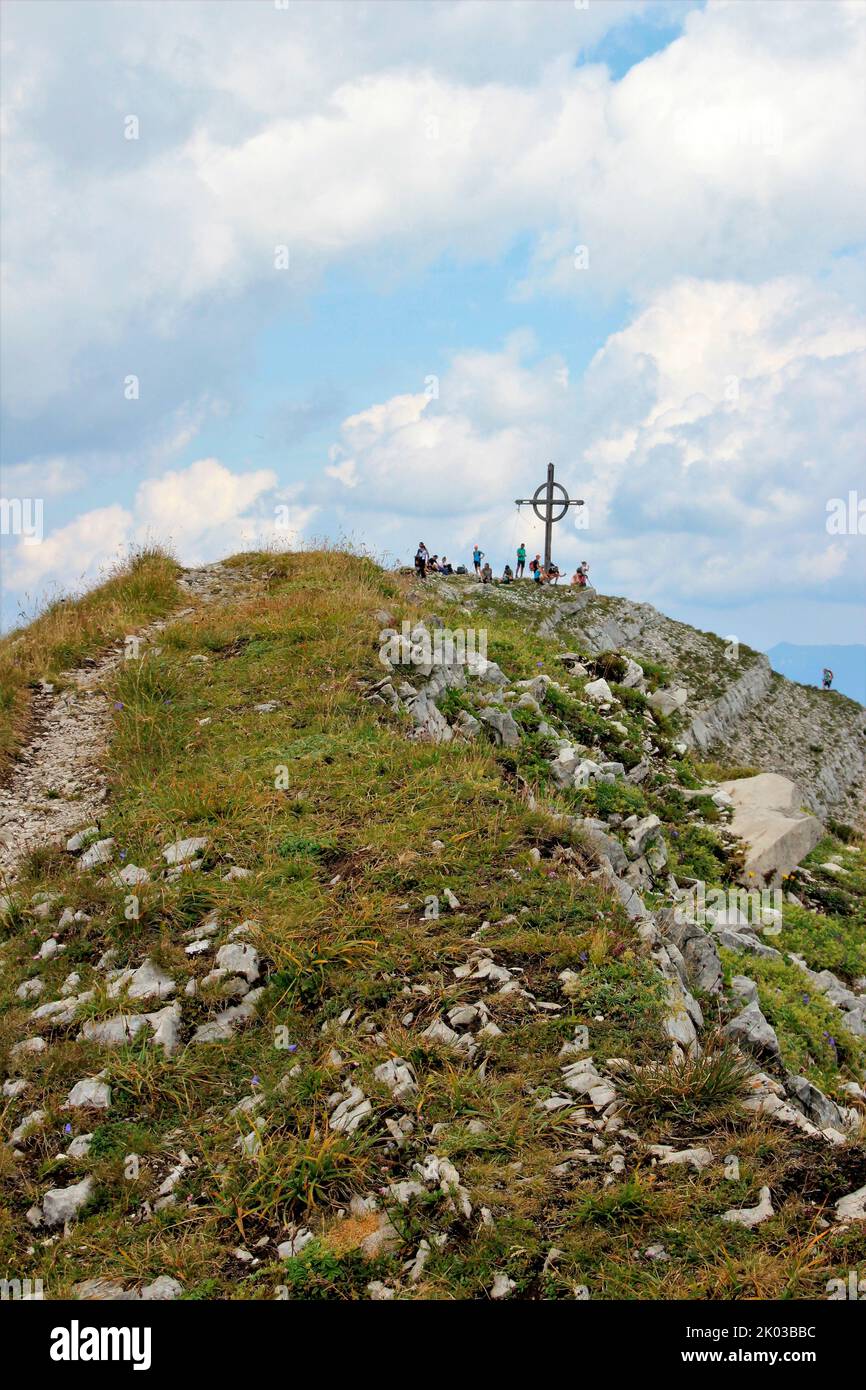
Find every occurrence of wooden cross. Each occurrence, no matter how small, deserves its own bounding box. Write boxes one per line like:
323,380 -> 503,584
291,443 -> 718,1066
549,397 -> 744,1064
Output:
515,463 -> 584,571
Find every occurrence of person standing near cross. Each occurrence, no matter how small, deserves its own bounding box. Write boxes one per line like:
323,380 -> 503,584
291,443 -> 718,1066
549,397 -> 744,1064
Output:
515,463 -> 584,573
516,542 -> 526,578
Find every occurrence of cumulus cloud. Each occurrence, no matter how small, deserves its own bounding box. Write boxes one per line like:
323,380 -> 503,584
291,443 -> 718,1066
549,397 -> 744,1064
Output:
5,504 -> 133,594
2,0 -> 863,421
2,458 -> 315,599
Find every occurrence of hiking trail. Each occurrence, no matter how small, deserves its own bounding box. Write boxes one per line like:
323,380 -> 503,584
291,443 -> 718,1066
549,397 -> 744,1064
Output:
0,564 -> 250,880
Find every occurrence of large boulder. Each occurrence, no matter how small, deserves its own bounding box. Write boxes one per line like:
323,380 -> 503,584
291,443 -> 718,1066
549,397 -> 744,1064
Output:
720,774 -> 823,887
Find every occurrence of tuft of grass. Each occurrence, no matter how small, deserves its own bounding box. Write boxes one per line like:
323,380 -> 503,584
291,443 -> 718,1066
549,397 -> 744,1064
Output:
213,1120 -> 373,1235
620,1040 -> 753,1126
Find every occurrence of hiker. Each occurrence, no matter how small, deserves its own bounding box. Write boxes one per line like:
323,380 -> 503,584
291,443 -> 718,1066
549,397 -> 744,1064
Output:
429,554 -> 442,573
516,543 -> 526,578
502,563 -> 514,583
822,667 -> 834,691
440,556 -> 453,575
572,562 -> 588,588
472,544 -> 484,578
481,560 -> 493,584
547,561 -> 561,585
414,542 -> 429,579
529,554 -> 542,582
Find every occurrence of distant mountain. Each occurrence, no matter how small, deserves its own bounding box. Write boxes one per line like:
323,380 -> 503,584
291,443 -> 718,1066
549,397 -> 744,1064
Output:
766,642 -> 866,706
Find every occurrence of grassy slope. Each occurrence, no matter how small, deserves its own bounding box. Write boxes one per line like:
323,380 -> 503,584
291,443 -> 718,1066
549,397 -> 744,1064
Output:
0,548 -> 181,768
0,552 -> 864,1300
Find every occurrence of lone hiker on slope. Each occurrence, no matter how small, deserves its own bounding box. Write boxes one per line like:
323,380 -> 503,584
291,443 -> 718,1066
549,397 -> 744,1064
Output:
822,667 -> 834,691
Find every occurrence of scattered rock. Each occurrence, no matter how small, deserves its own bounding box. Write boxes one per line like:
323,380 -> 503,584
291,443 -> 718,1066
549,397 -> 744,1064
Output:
835,1184 -> 866,1222
215,942 -> 261,983
162,836 -> 208,866
40,1176 -> 96,1228
477,707 -> 521,748
722,1187 -> 774,1229
67,827 -> 100,852
490,1272 -> 516,1300
65,1076 -> 112,1109
724,999 -> 780,1059
78,837 -> 115,871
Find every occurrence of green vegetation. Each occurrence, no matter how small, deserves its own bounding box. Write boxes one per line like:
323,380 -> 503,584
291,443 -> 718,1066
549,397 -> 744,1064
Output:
0,551 -> 863,1302
0,546 -> 180,767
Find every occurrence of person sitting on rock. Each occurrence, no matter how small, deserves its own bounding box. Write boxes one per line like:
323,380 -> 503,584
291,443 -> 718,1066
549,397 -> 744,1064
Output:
440,556 -> 453,575
547,562 -> 561,585
480,561 -> 493,584
573,562 -> 588,588
502,563 -> 514,583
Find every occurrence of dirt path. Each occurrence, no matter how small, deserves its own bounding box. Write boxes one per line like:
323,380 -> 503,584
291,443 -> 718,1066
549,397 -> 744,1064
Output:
0,564 -> 250,881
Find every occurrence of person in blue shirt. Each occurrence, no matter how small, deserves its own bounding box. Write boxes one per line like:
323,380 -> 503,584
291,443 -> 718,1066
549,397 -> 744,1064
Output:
516,543 -> 526,578
472,545 -> 484,578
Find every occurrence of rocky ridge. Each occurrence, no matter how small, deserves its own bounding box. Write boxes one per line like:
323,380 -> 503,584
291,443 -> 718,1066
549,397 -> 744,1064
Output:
360,608 -> 865,1154
425,575 -> 866,826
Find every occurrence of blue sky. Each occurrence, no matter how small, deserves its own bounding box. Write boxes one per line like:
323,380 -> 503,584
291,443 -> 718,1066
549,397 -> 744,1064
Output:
1,0 -> 864,662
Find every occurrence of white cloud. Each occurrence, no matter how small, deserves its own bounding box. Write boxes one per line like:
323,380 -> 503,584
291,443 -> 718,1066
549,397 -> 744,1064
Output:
4,504 -> 133,594
0,456 -> 84,497
325,459 -> 359,488
2,458 -> 315,600
2,1 -> 864,415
